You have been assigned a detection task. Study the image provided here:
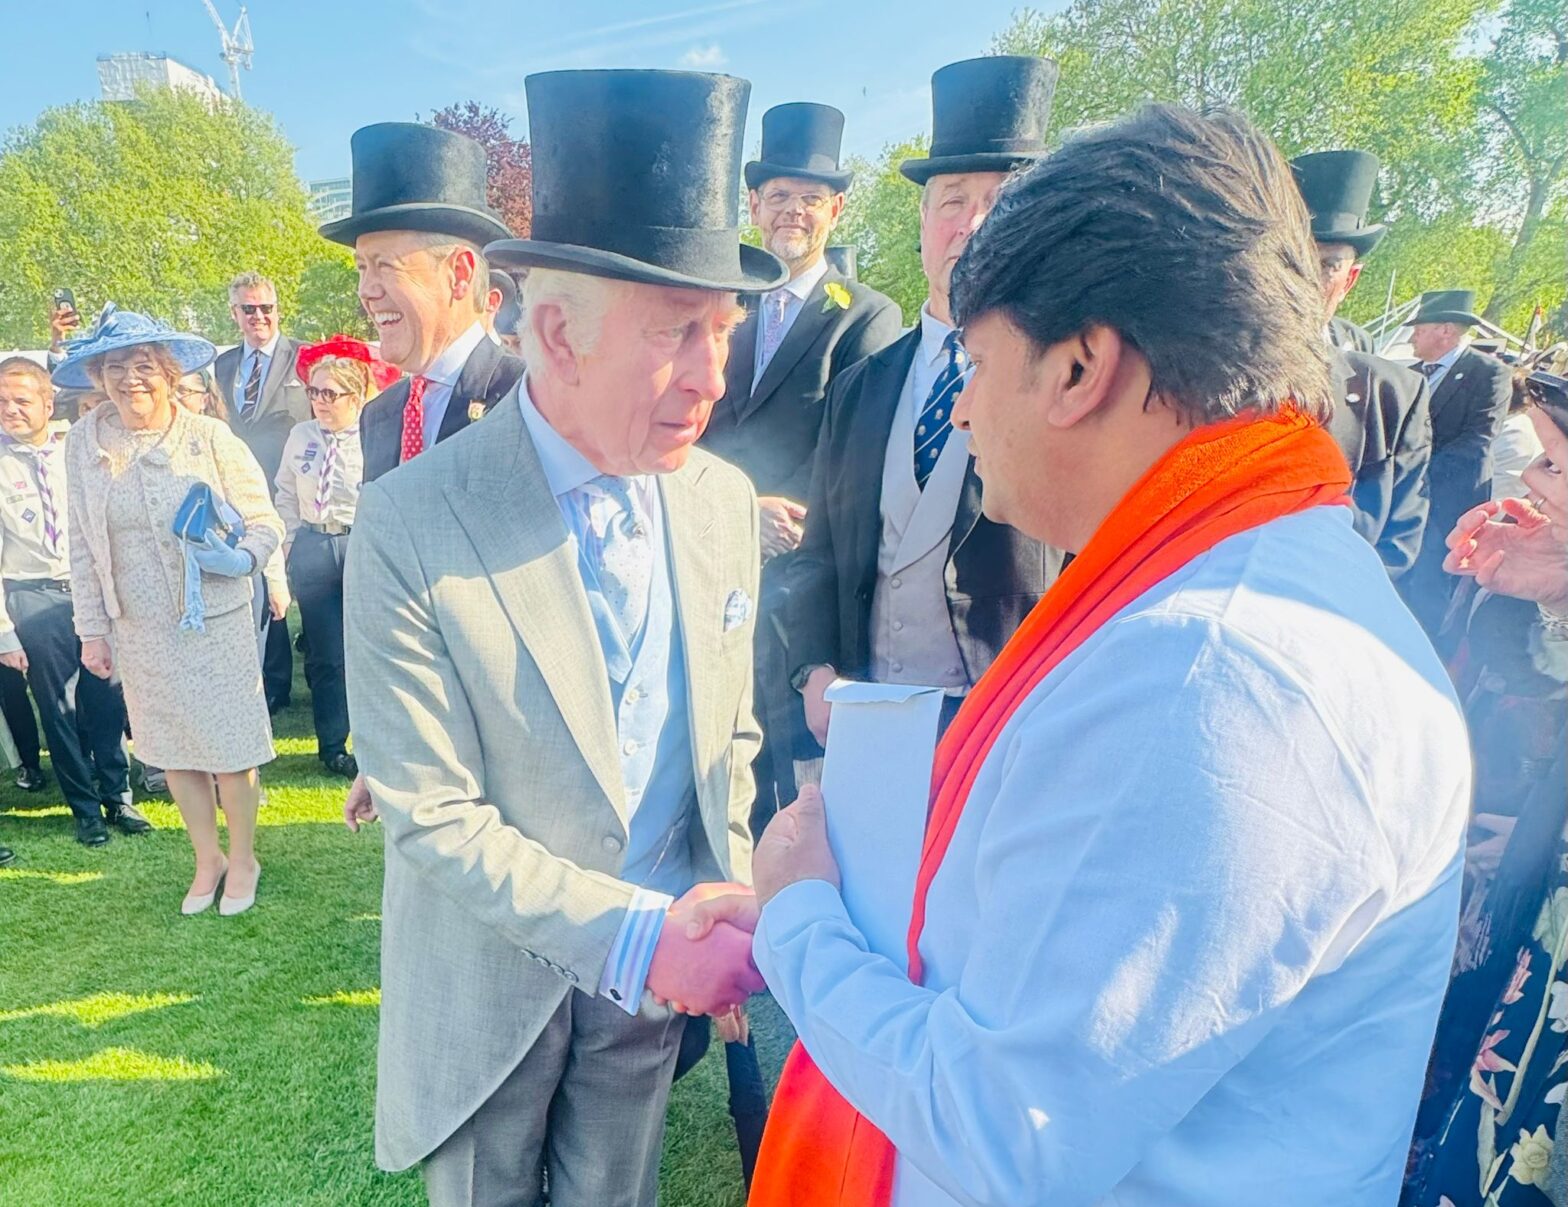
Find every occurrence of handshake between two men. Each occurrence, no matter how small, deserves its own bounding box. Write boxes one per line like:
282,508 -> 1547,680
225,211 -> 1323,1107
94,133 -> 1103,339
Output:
644,785 -> 841,1020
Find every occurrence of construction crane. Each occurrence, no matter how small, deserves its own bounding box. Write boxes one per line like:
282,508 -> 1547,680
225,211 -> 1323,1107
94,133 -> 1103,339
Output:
198,0 -> 254,101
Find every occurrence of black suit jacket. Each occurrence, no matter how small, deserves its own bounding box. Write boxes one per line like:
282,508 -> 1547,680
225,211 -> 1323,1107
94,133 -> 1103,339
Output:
214,335 -> 311,494
1326,349 -> 1432,578
785,328 -> 1066,685
1327,316 -> 1375,355
360,336 -> 524,483
700,266 -> 903,499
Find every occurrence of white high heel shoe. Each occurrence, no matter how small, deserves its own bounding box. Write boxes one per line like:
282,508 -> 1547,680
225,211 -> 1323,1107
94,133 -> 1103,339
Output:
181,858 -> 228,915
219,863 -> 260,916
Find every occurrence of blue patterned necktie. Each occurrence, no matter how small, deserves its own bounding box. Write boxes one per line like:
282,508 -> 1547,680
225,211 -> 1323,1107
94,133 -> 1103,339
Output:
914,330 -> 969,489
1417,361 -> 1442,381
582,474 -> 652,647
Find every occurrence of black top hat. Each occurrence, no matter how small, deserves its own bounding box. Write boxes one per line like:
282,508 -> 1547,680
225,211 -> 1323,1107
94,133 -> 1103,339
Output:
319,123 -> 512,249
824,245 -> 857,279
487,70 -> 787,293
900,56 -> 1058,185
1290,150 -> 1386,258
744,103 -> 852,193
1412,289 -> 1484,327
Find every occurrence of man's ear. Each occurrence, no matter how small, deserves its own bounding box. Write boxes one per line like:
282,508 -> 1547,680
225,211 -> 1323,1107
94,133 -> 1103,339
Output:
449,247 -> 480,303
1345,262 -> 1363,294
529,302 -> 582,386
1043,324 -> 1123,430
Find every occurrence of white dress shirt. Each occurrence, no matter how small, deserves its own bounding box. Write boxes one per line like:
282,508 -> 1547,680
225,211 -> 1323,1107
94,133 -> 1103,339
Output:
756,506 -> 1470,1206
415,321 -> 488,448
754,257 -> 831,382
273,419 -> 364,540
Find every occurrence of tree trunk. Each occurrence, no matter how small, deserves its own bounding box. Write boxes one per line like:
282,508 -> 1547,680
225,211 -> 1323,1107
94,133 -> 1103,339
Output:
1483,171 -> 1550,323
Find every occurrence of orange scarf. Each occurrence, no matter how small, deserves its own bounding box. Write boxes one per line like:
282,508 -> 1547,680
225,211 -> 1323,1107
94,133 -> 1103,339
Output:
750,407 -> 1351,1207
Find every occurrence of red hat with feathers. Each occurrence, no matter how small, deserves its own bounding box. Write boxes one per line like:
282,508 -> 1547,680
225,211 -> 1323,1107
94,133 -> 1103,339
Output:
295,335 -> 401,392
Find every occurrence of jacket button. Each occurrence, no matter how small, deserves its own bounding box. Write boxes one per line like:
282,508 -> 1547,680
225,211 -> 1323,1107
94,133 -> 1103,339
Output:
602,835 -> 623,853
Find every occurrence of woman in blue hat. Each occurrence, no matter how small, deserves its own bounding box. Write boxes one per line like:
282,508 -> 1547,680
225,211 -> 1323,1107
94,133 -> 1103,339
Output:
56,307 -> 284,916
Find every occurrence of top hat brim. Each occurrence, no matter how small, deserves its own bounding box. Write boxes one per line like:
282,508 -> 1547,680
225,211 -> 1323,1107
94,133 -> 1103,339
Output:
743,160 -> 853,193
899,150 -> 1046,186
485,238 -> 788,294
319,202 -> 512,250
51,333 -> 215,390
1312,221 -> 1386,258
1412,309 -> 1484,328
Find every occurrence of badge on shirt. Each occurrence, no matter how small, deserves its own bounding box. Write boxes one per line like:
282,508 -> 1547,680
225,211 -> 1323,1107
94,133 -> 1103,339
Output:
20,509 -> 35,523
468,401 -> 486,422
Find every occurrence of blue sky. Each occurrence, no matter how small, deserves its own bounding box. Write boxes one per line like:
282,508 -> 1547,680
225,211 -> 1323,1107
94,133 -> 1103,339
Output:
0,1 -> 1059,182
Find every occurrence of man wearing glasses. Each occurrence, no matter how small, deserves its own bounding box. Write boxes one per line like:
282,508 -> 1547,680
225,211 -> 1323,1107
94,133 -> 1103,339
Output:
213,271 -> 310,714
700,102 -> 901,830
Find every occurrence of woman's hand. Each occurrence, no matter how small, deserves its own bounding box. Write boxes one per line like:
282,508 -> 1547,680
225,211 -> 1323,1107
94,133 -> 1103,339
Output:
81,638 -> 113,679
1444,496 -> 1568,612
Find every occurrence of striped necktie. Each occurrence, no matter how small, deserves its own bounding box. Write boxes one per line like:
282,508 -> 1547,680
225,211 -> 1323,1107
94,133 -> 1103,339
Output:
315,432 -> 340,519
914,330 -> 968,489
242,350 -> 263,416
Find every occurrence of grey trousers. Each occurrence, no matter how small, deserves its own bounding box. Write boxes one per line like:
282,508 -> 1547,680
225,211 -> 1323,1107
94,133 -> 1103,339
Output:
423,991 -> 688,1207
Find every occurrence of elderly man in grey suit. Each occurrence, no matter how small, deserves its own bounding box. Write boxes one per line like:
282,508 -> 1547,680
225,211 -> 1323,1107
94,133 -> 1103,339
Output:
344,69 -> 788,1207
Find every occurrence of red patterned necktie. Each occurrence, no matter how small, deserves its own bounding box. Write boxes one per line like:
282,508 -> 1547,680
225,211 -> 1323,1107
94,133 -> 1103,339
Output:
400,376 -> 429,463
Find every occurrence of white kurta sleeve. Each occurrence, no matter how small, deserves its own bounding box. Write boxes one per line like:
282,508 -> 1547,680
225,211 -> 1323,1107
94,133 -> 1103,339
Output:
755,615 -> 1390,1206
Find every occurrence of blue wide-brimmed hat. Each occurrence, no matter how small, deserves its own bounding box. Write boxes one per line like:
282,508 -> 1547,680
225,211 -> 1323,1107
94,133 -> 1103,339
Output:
50,304 -> 216,390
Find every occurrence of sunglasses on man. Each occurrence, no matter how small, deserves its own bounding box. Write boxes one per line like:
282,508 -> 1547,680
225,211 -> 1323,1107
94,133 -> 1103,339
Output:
238,303 -> 276,316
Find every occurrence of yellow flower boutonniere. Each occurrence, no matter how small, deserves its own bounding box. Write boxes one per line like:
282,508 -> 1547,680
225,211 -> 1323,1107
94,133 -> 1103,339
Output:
467,400 -> 486,422
822,281 -> 853,313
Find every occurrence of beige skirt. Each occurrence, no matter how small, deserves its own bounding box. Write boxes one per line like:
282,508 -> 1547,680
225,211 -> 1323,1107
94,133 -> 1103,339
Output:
114,603 -> 275,774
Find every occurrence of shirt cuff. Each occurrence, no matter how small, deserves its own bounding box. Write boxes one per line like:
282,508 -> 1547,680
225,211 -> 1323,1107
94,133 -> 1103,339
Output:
597,887 -> 674,1015
0,628 -> 21,656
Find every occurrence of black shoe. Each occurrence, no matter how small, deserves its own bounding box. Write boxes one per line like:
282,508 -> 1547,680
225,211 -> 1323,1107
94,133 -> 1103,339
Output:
15,765 -> 46,792
267,696 -> 291,716
0,844 -> 14,867
105,802 -> 153,835
324,752 -> 358,779
75,816 -> 109,847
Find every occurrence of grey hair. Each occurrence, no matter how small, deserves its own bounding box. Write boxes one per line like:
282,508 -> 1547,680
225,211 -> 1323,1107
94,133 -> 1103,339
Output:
228,271 -> 277,302
519,268 -> 627,369
398,234 -> 490,314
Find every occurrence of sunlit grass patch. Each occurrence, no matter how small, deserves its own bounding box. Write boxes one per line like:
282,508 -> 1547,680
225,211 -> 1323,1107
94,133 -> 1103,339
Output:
302,989 -> 380,1008
2,1047 -> 220,1083
0,868 -> 104,886
0,991 -> 195,1029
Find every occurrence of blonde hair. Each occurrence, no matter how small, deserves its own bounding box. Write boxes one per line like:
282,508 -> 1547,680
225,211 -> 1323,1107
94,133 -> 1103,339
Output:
308,355 -> 376,402
519,268 -> 625,368
228,270 -> 277,301
85,342 -> 184,392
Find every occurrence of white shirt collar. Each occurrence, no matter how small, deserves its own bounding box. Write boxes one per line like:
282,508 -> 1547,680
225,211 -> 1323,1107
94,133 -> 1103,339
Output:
245,333 -> 281,361
918,301 -> 956,367
776,256 -> 831,304
420,320 -> 488,387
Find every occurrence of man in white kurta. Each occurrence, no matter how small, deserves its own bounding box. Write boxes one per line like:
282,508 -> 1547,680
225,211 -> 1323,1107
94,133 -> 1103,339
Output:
743,103 -> 1471,1206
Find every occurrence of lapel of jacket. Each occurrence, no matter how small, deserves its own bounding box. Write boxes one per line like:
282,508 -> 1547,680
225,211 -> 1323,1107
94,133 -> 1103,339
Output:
360,381 -> 405,480
658,458 -> 722,789
1428,350 -> 1473,421
737,266 -> 842,424
441,397 -> 627,824
721,307 -> 758,424
437,337 -> 500,443
258,335 -> 296,415
844,330 -> 920,588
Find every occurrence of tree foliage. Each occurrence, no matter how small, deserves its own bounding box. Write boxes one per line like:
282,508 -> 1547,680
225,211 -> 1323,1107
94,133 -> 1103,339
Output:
430,102 -> 532,237
0,87 -> 354,349
984,0 -> 1565,335
828,137 -> 930,322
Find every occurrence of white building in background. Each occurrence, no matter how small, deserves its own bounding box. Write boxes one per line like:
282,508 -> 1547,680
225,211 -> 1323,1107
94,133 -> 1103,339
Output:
307,178 -> 352,224
97,53 -> 224,107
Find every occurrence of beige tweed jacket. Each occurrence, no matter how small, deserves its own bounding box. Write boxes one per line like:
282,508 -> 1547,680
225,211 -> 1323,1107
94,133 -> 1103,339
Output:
343,389 -> 762,1170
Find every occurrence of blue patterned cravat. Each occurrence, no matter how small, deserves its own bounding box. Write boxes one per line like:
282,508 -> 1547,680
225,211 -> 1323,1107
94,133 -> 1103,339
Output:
914,330 -> 969,489
580,474 -> 653,647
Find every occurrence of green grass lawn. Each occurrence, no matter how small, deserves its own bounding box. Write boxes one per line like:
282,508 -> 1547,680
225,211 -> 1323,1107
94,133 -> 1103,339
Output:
0,647 -> 792,1205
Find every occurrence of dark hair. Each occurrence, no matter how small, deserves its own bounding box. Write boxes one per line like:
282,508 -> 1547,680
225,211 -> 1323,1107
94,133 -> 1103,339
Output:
0,356 -> 54,395
951,103 -> 1332,424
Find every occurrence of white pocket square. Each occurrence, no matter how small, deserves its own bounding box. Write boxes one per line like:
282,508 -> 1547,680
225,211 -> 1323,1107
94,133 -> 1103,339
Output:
723,589 -> 753,632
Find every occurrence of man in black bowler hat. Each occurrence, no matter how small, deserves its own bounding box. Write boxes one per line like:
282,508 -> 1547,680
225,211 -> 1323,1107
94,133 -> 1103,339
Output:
785,57 -> 1067,753
700,101 -> 902,829
319,122 -> 523,485
1291,151 -> 1435,579
1292,149 -> 1388,354
1402,288 -> 1514,640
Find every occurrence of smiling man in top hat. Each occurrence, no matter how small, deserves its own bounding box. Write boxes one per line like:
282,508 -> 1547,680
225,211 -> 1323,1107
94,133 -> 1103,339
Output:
1402,287 -> 1513,638
786,56 -> 1066,749
344,69 -> 785,1206
1291,151 -> 1433,579
320,122 -> 524,484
